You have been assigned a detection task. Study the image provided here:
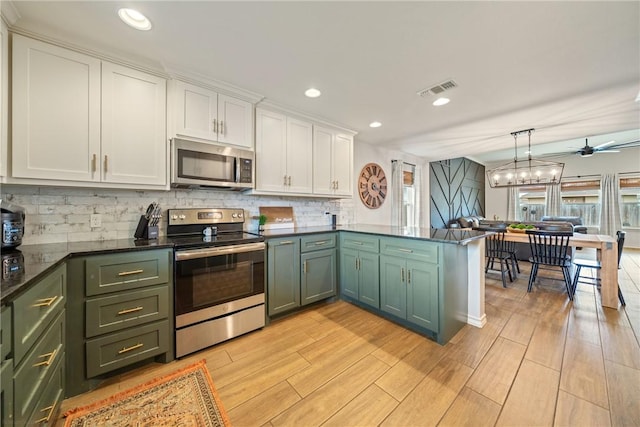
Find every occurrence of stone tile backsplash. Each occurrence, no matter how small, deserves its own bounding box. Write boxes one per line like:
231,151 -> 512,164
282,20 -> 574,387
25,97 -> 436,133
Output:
1,185 -> 355,245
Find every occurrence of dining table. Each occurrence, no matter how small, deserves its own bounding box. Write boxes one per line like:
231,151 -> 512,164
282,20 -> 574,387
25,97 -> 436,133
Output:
502,231 -> 619,308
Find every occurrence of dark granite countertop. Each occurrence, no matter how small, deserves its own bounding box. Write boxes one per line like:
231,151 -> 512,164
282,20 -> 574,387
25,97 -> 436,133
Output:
1,238 -> 173,304
2,226 -> 490,305
256,224 -> 490,245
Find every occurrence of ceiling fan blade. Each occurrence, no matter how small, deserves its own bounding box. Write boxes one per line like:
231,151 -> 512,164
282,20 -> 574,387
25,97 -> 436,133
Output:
593,140 -> 615,149
597,149 -> 620,153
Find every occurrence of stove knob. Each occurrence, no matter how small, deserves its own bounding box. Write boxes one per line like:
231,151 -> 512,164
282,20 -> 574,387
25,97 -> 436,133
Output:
171,215 -> 178,220
232,213 -> 237,218
237,212 -> 243,218
179,214 -> 186,220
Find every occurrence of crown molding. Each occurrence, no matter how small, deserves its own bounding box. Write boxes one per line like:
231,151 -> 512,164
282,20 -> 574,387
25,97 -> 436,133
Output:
257,100 -> 357,136
1,1 -> 20,26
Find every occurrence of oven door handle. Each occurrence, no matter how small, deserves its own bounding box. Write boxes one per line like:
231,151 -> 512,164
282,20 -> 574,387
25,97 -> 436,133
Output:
176,242 -> 266,261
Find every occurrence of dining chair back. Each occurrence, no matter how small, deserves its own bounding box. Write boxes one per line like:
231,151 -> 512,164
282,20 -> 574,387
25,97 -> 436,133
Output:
526,230 -> 574,299
485,230 -> 514,288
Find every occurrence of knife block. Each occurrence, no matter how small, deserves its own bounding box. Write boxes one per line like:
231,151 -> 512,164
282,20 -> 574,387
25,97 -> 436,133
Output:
134,215 -> 159,240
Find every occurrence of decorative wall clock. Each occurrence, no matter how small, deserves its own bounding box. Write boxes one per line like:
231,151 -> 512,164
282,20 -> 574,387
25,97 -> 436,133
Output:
358,163 -> 387,209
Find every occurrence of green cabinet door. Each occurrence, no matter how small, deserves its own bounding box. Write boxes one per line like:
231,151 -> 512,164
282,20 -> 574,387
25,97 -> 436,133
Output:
407,260 -> 439,331
358,252 -> 380,309
301,248 -> 336,305
267,238 -> 301,316
339,248 -> 359,299
380,255 -> 406,318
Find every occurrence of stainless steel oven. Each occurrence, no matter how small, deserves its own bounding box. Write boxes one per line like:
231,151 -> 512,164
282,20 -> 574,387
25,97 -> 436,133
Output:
168,208 -> 265,358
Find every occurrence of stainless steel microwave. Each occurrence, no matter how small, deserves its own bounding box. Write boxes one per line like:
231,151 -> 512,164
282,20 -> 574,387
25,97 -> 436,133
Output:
171,138 -> 254,190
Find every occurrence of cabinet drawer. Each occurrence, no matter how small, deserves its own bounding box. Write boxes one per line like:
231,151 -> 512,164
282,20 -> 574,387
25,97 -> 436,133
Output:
13,264 -> 66,363
340,233 -> 379,253
381,238 -> 440,263
301,233 -> 336,253
85,285 -> 169,338
1,305 -> 12,361
25,354 -> 64,426
14,310 -> 64,423
85,249 -> 170,296
86,319 -> 169,378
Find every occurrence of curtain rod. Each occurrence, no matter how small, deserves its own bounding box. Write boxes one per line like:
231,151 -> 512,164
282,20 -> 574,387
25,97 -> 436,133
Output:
564,171 -> 639,179
391,159 -> 416,167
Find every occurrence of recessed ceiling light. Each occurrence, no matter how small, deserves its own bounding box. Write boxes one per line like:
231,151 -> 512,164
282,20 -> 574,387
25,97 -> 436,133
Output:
432,97 -> 450,106
369,121 -> 382,128
118,8 -> 152,31
305,88 -> 321,98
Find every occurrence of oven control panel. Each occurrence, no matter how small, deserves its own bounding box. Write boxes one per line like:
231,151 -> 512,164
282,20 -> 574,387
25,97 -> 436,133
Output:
168,208 -> 245,226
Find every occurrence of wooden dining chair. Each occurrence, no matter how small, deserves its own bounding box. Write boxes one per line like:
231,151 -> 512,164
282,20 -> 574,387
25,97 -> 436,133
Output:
572,230 -> 626,305
485,230 -> 514,288
526,230 -> 574,299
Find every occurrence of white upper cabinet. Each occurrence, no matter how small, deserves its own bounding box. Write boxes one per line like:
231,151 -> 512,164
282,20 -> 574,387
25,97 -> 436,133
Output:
0,18 -> 8,177
255,108 -> 312,194
101,62 -> 166,185
313,126 -> 353,197
174,80 -> 253,149
12,34 -> 101,182
11,34 -> 167,187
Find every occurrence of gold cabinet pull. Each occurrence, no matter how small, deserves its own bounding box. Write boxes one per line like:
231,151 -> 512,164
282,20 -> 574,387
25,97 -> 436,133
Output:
35,404 -> 56,424
219,120 -> 224,135
288,176 -> 292,186
401,268 -> 405,282
118,343 -> 143,354
314,240 -> 329,246
32,296 -> 58,307
33,349 -> 57,367
303,261 -> 307,274
117,306 -> 144,315
118,269 -> 144,277
408,270 -> 411,283
335,180 -> 339,189
104,155 -> 108,173
212,119 -> 217,133
397,248 -> 413,253
283,174 -> 288,186
279,240 -> 293,245
92,154 -> 97,173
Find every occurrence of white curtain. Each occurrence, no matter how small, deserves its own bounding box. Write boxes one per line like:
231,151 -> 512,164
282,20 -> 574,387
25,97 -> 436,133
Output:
390,160 -> 403,226
599,173 -> 621,236
506,187 -> 518,220
545,184 -> 561,217
412,164 -> 422,228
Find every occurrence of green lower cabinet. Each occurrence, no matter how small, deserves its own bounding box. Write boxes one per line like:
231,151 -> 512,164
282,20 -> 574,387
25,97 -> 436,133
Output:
380,255 -> 439,332
301,249 -> 337,305
267,238 -> 301,316
380,256 -> 406,318
1,359 -> 13,427
339,248 -> 359,300
339,248 -> 380,309
406,260 -> 439,331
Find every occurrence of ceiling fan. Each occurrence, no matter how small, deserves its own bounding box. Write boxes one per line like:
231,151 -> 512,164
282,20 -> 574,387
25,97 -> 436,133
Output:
574,138 -> 640,157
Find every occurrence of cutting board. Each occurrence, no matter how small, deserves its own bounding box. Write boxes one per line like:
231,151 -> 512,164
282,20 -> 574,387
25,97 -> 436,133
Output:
259,206 -> 295,230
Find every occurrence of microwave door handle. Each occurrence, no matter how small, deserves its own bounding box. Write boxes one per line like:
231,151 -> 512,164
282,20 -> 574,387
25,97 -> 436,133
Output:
235,157 -> 240,183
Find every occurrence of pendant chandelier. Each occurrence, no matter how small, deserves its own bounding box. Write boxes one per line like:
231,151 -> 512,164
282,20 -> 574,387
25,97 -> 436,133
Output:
487,128 -> 564,188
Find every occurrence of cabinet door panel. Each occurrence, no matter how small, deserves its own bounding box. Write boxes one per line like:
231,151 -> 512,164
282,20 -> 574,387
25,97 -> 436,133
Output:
175,81 -> 217,141
332,134 -> 353,196
339,249 -> 359,299
267,239 -> 300,315
301,249 -> 336,305
358,252 -> 380,309
12,34 -> 100,181
255,109 -> 287,192
312,126 -> 333,195
217,94 -> 252,149
380,256 -> 406,318
407,261 -> 439,331
101,62 -> 166,185
286,118 -> 313,193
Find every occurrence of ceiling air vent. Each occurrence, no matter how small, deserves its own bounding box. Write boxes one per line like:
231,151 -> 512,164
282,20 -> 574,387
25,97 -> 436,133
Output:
417,79 -> 458,97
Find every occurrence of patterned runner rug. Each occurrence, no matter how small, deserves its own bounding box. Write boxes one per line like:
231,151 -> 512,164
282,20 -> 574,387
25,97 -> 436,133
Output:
64,360 -> 231,426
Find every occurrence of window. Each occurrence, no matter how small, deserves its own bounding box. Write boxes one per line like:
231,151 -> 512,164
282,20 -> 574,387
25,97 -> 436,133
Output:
517,185 -> 545,221
560,180 -> 600,227
620,176 -> 640,228
402,164 -> 418,227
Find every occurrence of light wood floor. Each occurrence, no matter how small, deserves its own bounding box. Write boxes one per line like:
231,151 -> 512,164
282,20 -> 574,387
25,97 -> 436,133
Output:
57,248 -> 640,426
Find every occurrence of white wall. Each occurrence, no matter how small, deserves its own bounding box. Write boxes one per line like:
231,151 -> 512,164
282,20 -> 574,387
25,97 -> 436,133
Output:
484,147 -> 640,247
353,140 -> 429,228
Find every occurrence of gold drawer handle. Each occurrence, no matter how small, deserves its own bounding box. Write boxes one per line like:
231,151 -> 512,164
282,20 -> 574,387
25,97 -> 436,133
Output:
118,269 -> 144,277
32,296 -> 58,307
118,343 -> 143,354
33,349 -> 57,367
314,241 -> 329,245
117,306 -> 144,315
35,404 -> 56,424
397,248 -> 413,253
